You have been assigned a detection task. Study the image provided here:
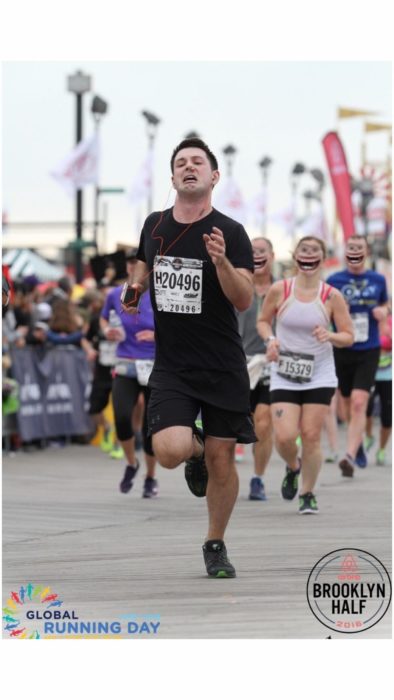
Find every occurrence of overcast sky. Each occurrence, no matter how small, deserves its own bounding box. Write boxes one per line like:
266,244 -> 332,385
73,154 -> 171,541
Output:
2,60 -> 391,257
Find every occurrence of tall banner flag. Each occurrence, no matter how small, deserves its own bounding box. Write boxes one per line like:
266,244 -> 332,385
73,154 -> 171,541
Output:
213,177 -> 247,224
127,149 -> 153,203
50,133 -> 99,196
322,132 -> 355,241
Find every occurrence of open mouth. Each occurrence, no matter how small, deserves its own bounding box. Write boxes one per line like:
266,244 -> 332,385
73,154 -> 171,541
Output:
346,254 -> 364,265
183,175 -> 197,183
254,257 -> 267,270
296,258 -> 320,271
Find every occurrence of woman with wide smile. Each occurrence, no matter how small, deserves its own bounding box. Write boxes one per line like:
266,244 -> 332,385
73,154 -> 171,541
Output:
257,236 -> 354,514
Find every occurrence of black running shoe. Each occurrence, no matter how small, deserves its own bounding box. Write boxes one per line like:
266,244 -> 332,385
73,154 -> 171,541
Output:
339,454 -> 355,478
299,492 -> 319,514
184,429 -> 208,497
281,460 -> 301,500
142,476 -> 158,498
202,540 -> 236,578
119,462 -> 139,494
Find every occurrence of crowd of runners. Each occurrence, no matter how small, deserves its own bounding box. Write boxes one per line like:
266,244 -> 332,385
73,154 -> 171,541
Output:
3,137 -> 391,580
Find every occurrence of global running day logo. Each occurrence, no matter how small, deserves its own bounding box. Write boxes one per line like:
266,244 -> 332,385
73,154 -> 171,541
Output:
3,583 -> 161,639
3,584 -> 63,638
306,549 -> 392,634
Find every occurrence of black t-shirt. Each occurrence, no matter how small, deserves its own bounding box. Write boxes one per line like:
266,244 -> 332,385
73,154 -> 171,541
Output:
137,207 -> 254,372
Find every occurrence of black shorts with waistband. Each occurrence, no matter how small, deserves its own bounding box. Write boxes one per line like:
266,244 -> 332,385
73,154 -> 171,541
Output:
270,387 -> 335,406
147,369 -> 256,443
333,347 -> 380,397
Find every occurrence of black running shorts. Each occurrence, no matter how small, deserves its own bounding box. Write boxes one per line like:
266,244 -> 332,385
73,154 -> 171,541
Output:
250,381 -> 271,411
333,347 -> 380,397
147,386 -> 256,444
270,387 -> 335,406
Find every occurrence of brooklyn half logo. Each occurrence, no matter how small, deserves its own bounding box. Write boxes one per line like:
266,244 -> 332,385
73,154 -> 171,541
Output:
306,549 -> 391,634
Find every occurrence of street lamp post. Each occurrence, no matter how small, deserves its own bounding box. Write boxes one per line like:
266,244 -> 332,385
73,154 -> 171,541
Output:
222,144 -> 237,177
67,70 -> 92,283
259,156 -> 272,234
91,95 -> 108,250
290,162 -> 306,237
141,110 -> 161,215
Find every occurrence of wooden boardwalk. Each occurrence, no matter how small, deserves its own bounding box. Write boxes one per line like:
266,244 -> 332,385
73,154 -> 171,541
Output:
2,428 -> 391,639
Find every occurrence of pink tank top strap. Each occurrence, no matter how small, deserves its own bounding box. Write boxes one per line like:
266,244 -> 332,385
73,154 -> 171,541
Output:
320,282 -> 332,304
283,277 -> 293,301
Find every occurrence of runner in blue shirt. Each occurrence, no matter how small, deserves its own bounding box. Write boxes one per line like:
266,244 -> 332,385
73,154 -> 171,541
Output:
327,235 -> 389,477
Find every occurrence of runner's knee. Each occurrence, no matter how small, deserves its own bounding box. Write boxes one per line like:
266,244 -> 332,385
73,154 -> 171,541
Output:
350,393 -> 369,414
152,431 -> 192,469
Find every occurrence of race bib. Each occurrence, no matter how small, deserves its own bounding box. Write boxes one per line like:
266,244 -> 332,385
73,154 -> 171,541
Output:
98,340 -> 117,367
153,255 -> 203,314
135,360 -> 154,386
351,313 -> 369,343
277,351 -> 314,384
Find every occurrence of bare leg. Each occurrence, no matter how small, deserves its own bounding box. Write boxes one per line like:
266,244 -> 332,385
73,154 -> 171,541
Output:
346,389 -> 370,458
365,415 -> 374,439
300,404 -> 328,494
253,404 -> 273,477
120,437 -> 136,465
324,392 -> 338,455
271,402 -> 301,470
152,426 -> 202,469
205,437 -> 238,541
379,426 -> 392,450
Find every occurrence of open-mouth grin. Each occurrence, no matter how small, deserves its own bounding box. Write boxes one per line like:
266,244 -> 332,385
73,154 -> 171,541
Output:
296,258 -> 320,271
254,257 -> 267,270
346,254 -> 364,265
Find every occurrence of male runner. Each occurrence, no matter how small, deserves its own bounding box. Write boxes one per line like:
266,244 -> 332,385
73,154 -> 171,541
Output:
122,137 -> 255,578
327,235 -> 389,476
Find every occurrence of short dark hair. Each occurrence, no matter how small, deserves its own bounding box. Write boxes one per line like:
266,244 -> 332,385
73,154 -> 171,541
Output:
170,138 -> 218,173
347,234 -> 369,250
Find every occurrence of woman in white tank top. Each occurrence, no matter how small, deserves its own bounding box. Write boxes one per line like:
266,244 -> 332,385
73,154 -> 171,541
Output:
257,236 -> 353,514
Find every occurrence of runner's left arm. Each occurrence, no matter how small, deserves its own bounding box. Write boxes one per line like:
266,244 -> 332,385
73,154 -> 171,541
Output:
203,227 -> 253,311
313,289 -> 354,347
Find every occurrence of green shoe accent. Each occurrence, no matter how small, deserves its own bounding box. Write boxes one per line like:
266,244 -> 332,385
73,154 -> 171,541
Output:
376,448 -> 386,466
216,571 -> 230,578
195,418 -> 203,430
364,436 -> 375,452
295,435 -> 302,448
110,447 -> 124,459
100,429 -> 113,453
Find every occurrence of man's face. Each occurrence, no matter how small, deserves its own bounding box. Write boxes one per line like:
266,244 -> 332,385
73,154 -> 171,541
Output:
345,238 -> 368,272
252,239 -> 274,276
172,148 -> 219,197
